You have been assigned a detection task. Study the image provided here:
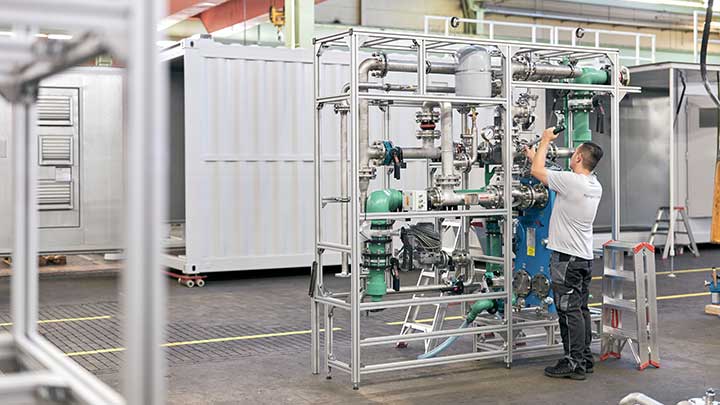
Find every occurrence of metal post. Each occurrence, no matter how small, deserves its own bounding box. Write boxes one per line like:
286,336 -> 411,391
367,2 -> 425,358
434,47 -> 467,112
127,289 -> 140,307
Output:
666,68 -> 676,275
611,52 -> 621,240
503,44 -> 513,367
417,39 -> 427,95
123,0 -> 167,403
311,38 -> 322,374
349,32 -> 362,390
635,36 -> 640,66
694,11 -> 699,63
337,106 -> 350,278
651,35 -> 656,63
11,101 -> 38,338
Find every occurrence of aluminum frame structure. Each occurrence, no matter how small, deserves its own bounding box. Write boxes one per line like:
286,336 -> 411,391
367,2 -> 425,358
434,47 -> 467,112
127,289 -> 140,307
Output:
0,1 -> 166,404
423,15 -> 656,65
311,28 -> 637,389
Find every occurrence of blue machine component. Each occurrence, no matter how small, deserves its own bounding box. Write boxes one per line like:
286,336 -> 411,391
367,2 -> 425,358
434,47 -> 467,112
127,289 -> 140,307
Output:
707,268 -> 720,306
515,178 -> 557,313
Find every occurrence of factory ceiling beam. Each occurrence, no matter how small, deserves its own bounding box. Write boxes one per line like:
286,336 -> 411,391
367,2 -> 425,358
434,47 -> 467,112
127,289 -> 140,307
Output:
160,0 -> 231,31
196,0 -> 271,34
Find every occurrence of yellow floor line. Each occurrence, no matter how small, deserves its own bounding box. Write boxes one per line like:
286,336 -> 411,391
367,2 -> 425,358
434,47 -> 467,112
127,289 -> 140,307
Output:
591,267 -> 712,281
65,328 -> 342,357
0,315 -> 112,327
65,288 -> 711,358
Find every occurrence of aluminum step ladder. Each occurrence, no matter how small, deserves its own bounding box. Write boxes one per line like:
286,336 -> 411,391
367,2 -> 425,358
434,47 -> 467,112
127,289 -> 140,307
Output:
395,219 -> 461,352
648,206 -> 699,259
395,268 -> 448,352
600,241 -> 660,370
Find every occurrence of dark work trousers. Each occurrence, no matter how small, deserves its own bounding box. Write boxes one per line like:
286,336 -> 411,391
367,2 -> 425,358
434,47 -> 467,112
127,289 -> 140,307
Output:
550,251 -> 593,371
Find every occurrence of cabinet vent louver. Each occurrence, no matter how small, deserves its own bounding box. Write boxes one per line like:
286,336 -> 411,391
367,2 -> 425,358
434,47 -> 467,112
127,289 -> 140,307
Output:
38,180 -> 73,210
37,95 -> 73,126
39,136 -> 73,165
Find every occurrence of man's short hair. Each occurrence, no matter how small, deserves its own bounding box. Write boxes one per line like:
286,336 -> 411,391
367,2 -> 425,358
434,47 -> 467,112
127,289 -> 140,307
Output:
578,142 -> 603,171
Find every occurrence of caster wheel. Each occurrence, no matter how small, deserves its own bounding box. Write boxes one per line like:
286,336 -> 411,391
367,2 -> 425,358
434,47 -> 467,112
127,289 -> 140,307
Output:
396,342 -> 408,349
196,279 -> 205,288
185,279 -> 195,288
326,375 -> 332,380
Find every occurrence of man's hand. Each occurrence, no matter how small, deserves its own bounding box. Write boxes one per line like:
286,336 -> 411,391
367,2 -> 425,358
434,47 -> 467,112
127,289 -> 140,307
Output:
541,127 -> 560,143
529,127 -> 558,186
524,145 -> 536,162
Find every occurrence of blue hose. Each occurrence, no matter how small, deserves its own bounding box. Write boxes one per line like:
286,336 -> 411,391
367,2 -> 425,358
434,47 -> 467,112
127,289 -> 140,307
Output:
417,320 -> 469,359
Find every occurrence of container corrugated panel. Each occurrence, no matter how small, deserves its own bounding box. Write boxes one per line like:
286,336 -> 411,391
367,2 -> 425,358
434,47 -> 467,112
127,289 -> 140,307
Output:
174,38 -> 435,272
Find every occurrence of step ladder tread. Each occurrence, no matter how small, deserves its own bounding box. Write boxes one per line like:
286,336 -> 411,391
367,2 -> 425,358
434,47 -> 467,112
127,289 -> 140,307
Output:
604,269 -> 635,280
602,325 -> 638,340
603,297 -> 637,312
404,322 -> 433,332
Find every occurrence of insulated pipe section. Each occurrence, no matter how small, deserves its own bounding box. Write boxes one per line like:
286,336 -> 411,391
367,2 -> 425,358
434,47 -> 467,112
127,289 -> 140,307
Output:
401,145 -> 441,160
440,102 -> 455,181
511,61 -> 582,81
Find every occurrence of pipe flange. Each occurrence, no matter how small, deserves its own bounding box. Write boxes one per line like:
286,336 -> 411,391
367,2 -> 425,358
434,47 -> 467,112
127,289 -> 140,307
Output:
531,273 -> 551,299
513,270 -> 532,298
434,174 -> 461,188
415,110 -> 440,123
416,129 -> 441,140
454,152 -> 472,173
532,184 -> 549,208
568,96 -> 593,111
370,52 -> 388,78
358,167 -> 376,180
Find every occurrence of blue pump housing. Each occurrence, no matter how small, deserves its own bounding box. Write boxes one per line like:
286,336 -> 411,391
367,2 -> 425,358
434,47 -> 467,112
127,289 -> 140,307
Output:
514,179 -> 557,313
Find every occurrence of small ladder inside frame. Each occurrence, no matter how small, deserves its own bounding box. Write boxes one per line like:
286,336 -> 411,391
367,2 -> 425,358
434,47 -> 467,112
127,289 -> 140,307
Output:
600,241 -> 660,370
395,219 -> 462,352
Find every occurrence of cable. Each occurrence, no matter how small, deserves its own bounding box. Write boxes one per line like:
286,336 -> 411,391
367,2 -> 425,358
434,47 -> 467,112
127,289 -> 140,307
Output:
674,69 -> 686,126
700,0 -> 720,108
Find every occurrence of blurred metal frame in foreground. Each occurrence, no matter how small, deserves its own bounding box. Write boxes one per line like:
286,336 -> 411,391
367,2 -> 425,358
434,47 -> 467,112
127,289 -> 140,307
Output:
0,1 -> 167,404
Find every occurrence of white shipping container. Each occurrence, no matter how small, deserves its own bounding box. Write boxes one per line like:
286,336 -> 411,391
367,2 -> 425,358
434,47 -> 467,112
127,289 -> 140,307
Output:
160,37 -> 455,273
0,68 -> 125,254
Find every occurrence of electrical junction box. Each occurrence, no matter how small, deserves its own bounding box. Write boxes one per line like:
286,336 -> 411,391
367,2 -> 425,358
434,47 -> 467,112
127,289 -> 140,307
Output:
403,190 -> 427,211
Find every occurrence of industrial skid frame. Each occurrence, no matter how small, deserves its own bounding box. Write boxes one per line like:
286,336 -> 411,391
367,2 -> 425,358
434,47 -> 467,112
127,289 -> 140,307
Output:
0,1 -> 166,404
310,29 -> 638,389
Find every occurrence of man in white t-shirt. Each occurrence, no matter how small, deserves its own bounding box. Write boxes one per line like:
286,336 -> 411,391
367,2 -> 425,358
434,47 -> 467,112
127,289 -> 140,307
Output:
525,127 -> 604,381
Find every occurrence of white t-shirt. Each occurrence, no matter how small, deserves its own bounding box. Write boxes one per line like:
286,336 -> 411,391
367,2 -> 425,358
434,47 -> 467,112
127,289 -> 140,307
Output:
546,170 -> 602,260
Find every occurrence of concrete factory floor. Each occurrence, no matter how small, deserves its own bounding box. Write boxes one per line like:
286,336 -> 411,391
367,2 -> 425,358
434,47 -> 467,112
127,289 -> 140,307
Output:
0,247 -> 719,405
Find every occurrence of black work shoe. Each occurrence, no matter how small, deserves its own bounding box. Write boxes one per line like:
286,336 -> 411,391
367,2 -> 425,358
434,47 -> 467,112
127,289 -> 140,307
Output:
544,361 -> 586,380
544,358 -> 568,374
585,363 -> 594,374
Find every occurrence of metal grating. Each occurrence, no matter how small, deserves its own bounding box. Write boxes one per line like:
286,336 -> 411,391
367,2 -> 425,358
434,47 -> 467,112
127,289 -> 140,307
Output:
37,94 -> 73,126
38,179 -> 73,210
39,135 -> 73,165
